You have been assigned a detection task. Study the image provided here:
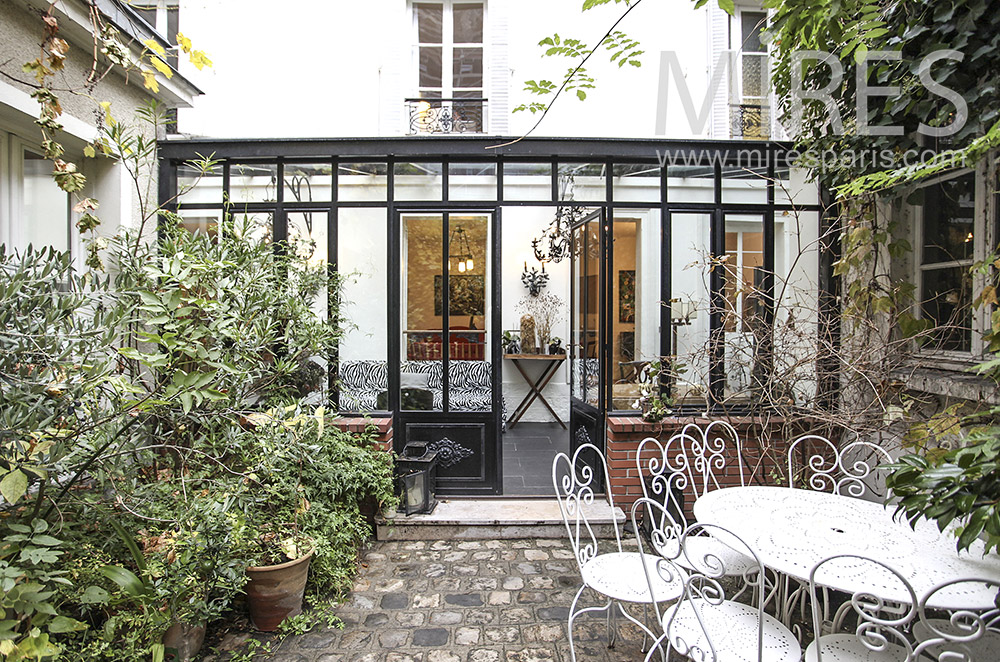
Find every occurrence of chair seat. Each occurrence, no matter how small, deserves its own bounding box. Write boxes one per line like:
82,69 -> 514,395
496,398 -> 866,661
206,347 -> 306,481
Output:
663,598 -> 800,662
581,551 -> 685,603
913,618 -> 1000,660
805,634 -> 912,662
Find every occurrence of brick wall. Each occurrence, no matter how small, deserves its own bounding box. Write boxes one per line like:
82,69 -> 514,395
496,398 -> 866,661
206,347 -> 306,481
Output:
331,416 -> 393,453
606,415 -> 807,517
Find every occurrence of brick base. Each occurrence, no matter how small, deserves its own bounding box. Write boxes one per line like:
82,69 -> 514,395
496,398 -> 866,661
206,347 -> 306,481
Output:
331,416 -> 393,452
606,415 -> 808,517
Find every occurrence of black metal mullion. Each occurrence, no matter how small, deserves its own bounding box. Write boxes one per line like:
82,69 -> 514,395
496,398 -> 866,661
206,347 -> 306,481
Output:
387,158 -> 400,420
660,163 -> 672,398
442,212 -> 450,413
328,158 -> 340,407
491,206 -> 502,494
709,162 -> 725,405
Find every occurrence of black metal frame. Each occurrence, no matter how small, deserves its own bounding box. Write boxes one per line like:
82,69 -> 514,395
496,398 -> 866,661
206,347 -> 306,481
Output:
159,136 -> 827,495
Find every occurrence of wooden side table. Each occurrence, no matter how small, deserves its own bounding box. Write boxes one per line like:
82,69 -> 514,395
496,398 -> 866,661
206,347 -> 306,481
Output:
503,353 -> 567,429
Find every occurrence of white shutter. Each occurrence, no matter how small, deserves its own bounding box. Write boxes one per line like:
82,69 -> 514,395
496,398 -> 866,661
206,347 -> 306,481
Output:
380,0 -> 409,136
487,0 -> 509,135
707,4 -> 730,139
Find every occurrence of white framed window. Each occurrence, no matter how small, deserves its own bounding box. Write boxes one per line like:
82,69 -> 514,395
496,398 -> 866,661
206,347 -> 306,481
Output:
409,1 -> 486,133
727,5 -> 770,139
1,133 -> 74,258
911,159 -> 997,357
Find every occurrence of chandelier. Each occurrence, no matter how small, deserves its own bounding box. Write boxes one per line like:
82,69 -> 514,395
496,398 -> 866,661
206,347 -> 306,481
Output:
531,174 -> 587,264
448,223 -> 475,272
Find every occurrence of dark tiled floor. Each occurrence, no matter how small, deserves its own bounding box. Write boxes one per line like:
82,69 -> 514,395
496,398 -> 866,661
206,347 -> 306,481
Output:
501,422 -> 569,496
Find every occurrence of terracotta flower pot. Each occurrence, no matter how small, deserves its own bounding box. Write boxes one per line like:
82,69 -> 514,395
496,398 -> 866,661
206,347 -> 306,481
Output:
245,552 -> 313,631
162,621 -> 206,661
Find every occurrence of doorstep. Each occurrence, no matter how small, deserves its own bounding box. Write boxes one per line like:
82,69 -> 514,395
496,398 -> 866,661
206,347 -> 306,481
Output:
376,498 -> 625,541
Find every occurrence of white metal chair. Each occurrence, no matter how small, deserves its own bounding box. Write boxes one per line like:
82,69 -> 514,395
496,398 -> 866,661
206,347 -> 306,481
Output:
787,434 -> 893,498
913,577 -> 1000,661
637,508 -> 800,662
806,554 -> 917,662
552,442 -> 685,662
637,428 -> 758,586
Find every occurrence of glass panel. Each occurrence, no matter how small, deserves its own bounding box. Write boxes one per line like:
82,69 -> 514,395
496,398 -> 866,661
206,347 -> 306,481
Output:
402,214 -> 444,411
721,164 -> 768,204
288,211 -> 329,404
394,162 -> 443,201
419,46 -> 443,88
742,53 -> 767,98
503,162 -> 552,201
775,211 -> 818,405
338,209 -> 389,412
921,266 -> 972,352
453,3 -> 483,43
448,214 -> 491,412
667,164 -> 715,203
453,47 -> 483,88
723,215 -> 766,399
572,216 -> 601,408
232,211 -> 273,245
177,208 -> 222,238
338,162 -> 387,202
740,12 -> 766,52
611,211 -> 661,411
612,163 -> 661,203
231,163 -> 278,203
415,2 -> 442,42
177,162 -> 223,205
449,163 -> 496,201
558,163 -> 606,202
921,173 -> 975,264
22,151 -> 68,253
284,163 -> 332,203
671,213 -> 712,405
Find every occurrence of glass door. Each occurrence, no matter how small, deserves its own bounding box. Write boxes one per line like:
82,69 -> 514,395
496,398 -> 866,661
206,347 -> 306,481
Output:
569,210 -> 606,460
397,211 -> 499,495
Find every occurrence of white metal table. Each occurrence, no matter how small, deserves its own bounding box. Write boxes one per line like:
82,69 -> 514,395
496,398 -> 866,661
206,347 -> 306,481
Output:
694,485 -> 1000,609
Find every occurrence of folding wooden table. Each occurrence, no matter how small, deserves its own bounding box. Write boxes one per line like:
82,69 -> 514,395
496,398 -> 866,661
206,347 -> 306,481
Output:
503,353 -> 567,429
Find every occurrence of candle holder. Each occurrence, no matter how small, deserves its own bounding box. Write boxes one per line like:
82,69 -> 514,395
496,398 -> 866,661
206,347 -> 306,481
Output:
521,262 -> 549,297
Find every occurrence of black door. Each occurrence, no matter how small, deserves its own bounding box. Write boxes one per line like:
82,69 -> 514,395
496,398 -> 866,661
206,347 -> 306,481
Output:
569,211 -> 607,471
393,211 -> 500,495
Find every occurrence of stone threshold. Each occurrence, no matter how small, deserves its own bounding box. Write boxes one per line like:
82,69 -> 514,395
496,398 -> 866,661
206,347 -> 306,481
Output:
377,498 -> 625,541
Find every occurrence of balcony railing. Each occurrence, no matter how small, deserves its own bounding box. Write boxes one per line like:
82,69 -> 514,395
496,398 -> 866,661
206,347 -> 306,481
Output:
729,103 -> 770,140
406,98 -> 487,135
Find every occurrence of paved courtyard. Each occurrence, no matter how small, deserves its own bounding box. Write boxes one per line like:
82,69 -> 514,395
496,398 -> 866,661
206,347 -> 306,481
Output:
264,536 -> 667,662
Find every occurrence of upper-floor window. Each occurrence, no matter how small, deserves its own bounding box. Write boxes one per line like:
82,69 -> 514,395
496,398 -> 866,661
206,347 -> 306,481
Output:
729,7 -> 769,139
409,1 -> 485,134
1,135 -> 72,257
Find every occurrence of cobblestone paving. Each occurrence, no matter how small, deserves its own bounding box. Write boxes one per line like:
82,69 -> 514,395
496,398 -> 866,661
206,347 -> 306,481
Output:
265,537 -> 672,662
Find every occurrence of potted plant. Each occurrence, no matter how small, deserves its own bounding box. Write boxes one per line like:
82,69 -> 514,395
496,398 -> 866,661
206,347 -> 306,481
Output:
502,330 -> 521,354
634,358 -> 685,422
548,336 -> 564,354
242,531 -> 314,632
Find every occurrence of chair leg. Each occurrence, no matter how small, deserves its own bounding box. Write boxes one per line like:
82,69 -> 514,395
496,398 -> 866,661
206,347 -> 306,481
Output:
643,632 -> 670,662
566,585 -> 613,662
607,600 -> 617,648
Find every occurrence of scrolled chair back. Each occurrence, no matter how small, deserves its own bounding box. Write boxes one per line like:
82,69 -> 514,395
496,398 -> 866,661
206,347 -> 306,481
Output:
913,577 -> 1000,662
665,522 -> 770,662
552,442 -> 621,575
787,434 -> 893,497
808,554 -> 918,662
636,436 -> 692,529
649,420 -> 744,503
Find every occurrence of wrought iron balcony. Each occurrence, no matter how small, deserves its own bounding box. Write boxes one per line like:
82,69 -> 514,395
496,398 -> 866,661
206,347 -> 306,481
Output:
729,103 -> 770,140
406,98 -> 486,135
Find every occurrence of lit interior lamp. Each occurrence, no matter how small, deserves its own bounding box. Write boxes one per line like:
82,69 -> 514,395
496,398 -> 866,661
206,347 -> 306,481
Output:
466,257 -> 474,271
458,260 -> 466,273
966,232 -> 974,243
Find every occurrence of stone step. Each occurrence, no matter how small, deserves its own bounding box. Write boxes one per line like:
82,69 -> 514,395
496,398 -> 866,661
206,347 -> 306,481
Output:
376,498 -> 625,541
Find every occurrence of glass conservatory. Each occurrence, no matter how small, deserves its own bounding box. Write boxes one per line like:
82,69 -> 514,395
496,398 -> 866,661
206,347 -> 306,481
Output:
159,137 -> 827,496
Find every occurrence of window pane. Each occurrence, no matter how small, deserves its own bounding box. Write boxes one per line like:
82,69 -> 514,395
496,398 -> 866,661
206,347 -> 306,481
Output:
448,214 -> 491,412
671,213 -> 712,403
415,2 -> 442,43
420,46 -> 443,88
177,162 -> 223,205
339,208 -> 389,412
231,163 -> 278,203
612,163 -> 661,203
289,211 -> 329,404
741,12 -> 766,52
453,47 -> 483,89
453,3 -> 483,43
922,173 -> 975,264
742,53 -> 767,98
22,151 -> 68,253
394,162 -> 443,201
503,162 -> 552,201
338,162 -> 387,202
178,209 -> 221,238
558,163 -> 606,202
921,266 -> 972,352
402,215 -> 444,411
449,162 -> 496,201
668,164 -> 715,203
284,163 -> 332,203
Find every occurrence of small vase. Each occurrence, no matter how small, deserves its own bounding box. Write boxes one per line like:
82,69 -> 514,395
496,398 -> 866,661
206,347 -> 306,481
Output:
162,621 -> 206,661
245,552 -> 313,631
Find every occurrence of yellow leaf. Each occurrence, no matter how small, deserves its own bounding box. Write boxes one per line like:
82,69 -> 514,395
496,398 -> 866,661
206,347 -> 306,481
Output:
150,55 -> 173,78
83,145 -> 96,158
190,50 -> 213,71
99,101 -> 116,126
141,68 -> 159,93
143,39 -> 166,56
176,32 -> 192,53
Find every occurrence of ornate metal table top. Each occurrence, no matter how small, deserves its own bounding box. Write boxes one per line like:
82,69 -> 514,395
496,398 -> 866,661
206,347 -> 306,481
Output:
694,486 -> 1000,609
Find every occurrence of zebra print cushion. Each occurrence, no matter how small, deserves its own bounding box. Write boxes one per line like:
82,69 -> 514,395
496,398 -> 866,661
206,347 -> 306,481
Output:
449,361 -> 492,390
338,360 -> 387,390
401,361 -> 443,389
